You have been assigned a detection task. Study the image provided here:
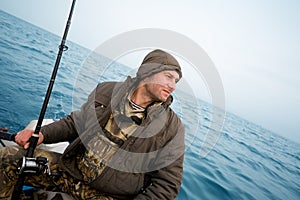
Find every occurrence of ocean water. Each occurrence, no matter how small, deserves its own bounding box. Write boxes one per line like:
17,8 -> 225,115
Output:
0,10 -> 299,200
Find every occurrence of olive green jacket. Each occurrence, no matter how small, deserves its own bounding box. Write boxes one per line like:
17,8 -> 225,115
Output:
41,77 -> 185,199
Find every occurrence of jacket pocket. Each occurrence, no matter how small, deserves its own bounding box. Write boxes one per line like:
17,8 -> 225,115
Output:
91,169 -> 144,196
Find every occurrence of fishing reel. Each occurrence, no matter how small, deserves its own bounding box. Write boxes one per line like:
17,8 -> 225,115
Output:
17,156 -> 51,175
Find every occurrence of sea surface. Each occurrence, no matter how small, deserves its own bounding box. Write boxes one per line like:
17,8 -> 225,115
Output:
0,10 -> 299,200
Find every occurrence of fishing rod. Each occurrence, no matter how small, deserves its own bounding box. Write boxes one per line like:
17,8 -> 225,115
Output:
11,0 -> 77,198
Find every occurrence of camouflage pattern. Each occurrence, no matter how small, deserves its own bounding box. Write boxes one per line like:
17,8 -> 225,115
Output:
77,132 -> 118,183
0,146 -> 113,200
76,104 -> 141,184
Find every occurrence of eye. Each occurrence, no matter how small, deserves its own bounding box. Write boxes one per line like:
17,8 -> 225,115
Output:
165,73 -> 172,79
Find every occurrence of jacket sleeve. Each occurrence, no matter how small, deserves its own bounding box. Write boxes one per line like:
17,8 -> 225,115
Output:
41,87 -> 97,144
135,156 -> 184,200
134,116 -> 185,200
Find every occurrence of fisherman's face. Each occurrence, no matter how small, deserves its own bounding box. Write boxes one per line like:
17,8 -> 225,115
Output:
144,70 -> 180,102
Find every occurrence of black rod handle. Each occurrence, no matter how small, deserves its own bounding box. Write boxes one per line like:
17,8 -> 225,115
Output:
0,130 -> 16,141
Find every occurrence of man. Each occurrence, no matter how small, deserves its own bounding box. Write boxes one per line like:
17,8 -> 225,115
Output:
0,49 -> 185,199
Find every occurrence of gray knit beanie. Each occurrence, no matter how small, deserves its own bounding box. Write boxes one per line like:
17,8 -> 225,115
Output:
136,49 -> 182,80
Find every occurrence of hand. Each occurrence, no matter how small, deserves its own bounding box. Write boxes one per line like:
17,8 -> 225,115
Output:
15,129 -> 44,149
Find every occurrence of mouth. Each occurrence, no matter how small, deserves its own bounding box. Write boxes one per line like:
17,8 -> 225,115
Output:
162,89 -> 171,96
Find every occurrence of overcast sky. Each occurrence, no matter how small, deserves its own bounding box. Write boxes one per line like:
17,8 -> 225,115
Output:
1,0 -> 299,143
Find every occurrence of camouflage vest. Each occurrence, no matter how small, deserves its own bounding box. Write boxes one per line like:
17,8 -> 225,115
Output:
77,95 -> 144,183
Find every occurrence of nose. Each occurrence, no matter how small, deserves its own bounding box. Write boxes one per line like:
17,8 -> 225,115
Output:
167,80 -> 176,91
